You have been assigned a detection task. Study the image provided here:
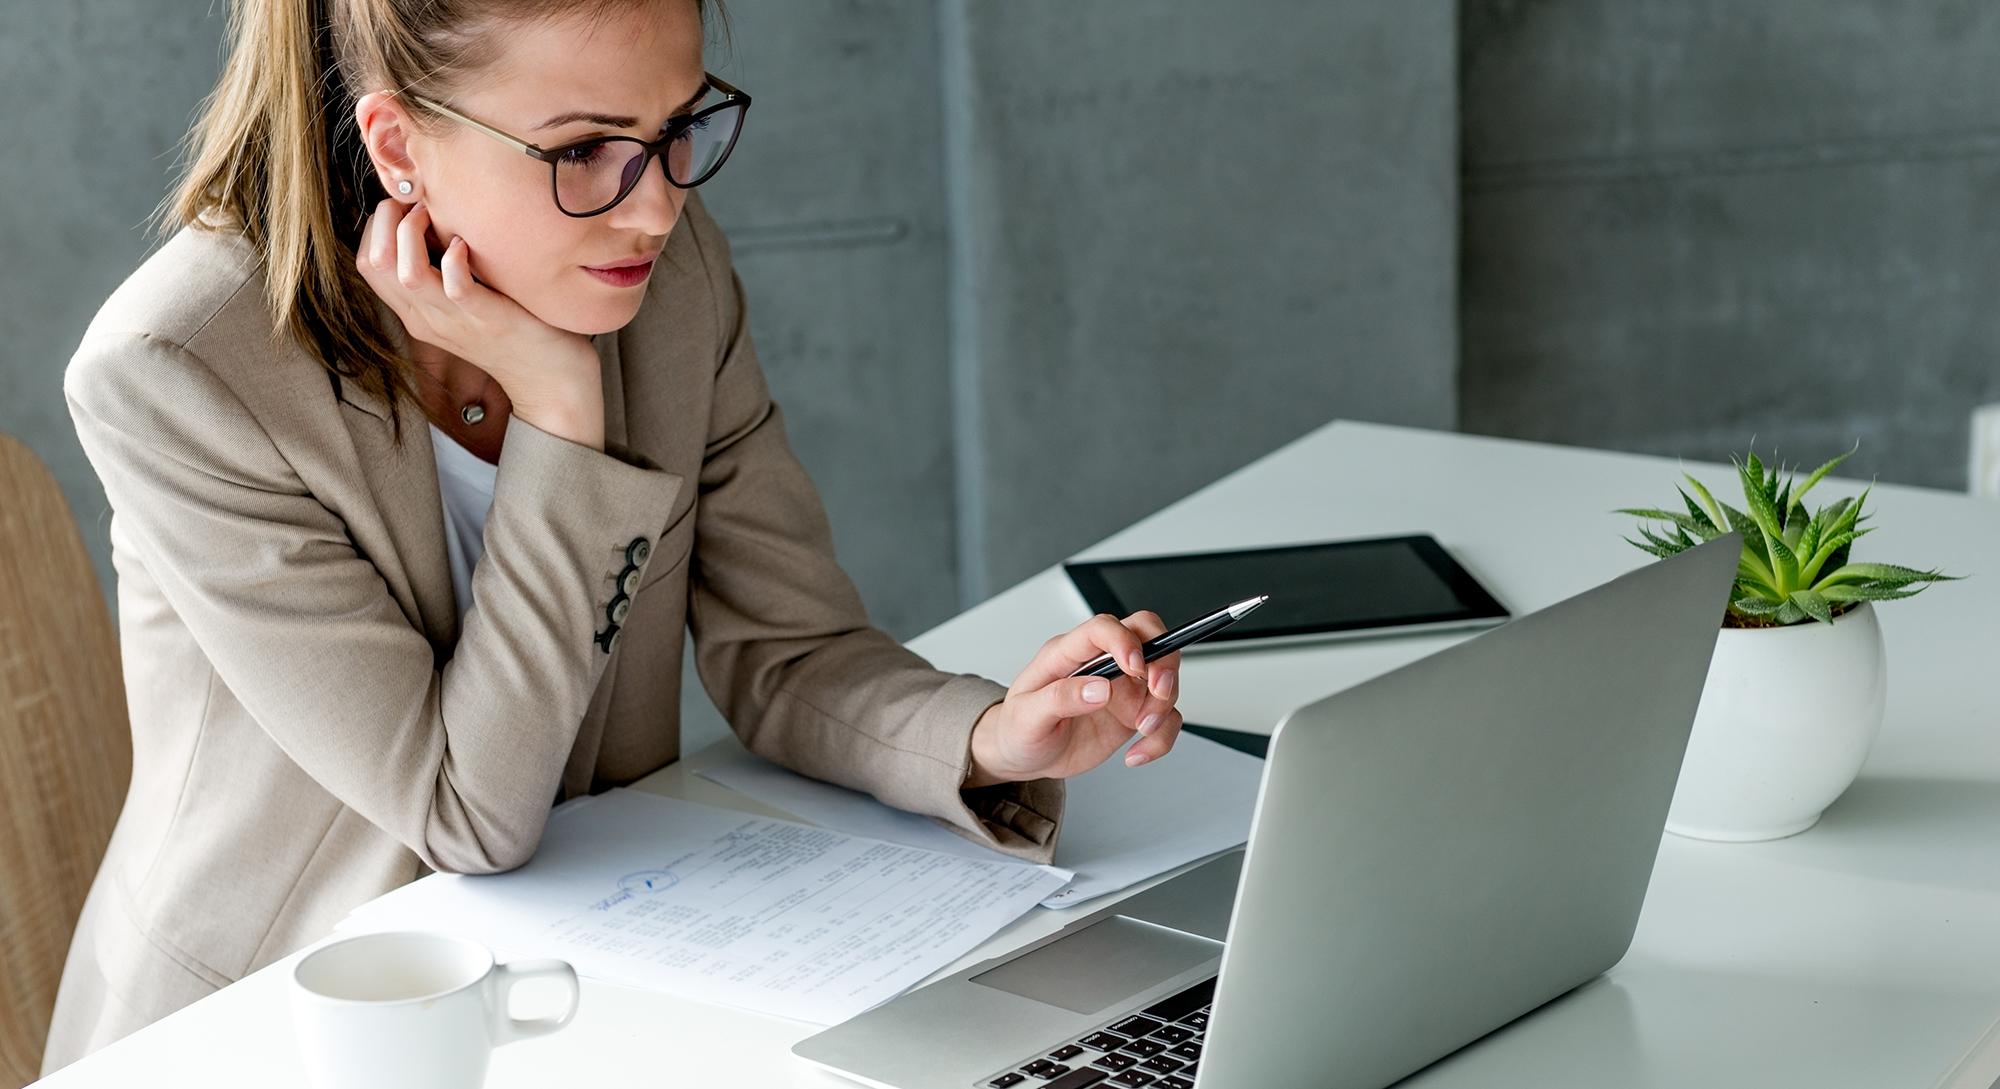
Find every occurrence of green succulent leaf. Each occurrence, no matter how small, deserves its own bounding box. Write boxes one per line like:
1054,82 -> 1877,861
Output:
1684,474 -> 1728,528
1735,566 -> 1781,600
1772,600 -> 1808,625
1799,529 -> 1870,587
1818,495 -> 1865,571
1818,562 -> 1954,587
1789,589 -> 1835,624
1797,509 -> 1822,565
1731,595 -> 1785,615
1678,488 -> 1720,533
1624,536 -> 1679,560
1617,508 -> 1720,541
1789,444 -> 1859,511
1737,461 -> 1786,542
1638,526 -> 1693,557
1766,532 -> 1801,594
1841,487 -> 1873,533
1819,582 -> 1925,603
1733,537 -> 1777,588
1713,500 -> 1774,579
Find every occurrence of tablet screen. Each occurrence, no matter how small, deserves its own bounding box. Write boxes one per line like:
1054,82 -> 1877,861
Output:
1063,535 -> 1506,645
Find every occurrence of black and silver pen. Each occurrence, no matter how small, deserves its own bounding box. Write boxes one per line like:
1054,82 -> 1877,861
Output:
1068,595 -> 1270,679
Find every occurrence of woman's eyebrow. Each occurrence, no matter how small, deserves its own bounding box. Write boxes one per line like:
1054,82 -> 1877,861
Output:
532,82 -> 712,132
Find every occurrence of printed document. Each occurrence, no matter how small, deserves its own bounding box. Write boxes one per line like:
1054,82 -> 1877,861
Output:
339,790 -> 1071,1024
697,729 -> 1264,907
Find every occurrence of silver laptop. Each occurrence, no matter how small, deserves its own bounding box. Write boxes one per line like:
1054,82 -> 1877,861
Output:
794,536 -> 1739,1089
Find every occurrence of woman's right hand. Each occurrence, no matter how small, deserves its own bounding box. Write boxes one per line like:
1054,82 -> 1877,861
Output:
356,198 -> 605,450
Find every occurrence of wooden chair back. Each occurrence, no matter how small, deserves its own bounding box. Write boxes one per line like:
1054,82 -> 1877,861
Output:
0,433 -> 130,1085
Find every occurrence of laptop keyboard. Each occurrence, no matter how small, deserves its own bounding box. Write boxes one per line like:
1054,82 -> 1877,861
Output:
977,976 -> 1214,1088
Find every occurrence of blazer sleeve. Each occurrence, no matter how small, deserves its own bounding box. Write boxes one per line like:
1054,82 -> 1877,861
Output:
65,331 -> 682,875
680,206 -> 1064,864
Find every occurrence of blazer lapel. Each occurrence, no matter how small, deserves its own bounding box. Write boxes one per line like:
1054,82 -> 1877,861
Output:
329,299 -> 459,656
335,375 -> 459,657
595,329 -> 628,457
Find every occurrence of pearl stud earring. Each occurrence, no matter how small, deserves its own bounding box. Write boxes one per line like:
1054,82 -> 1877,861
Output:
397,179 -> 413,195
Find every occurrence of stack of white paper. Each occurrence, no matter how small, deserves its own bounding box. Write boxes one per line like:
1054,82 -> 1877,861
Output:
338,790 -> 1071,1025
696,729 -> 1265,908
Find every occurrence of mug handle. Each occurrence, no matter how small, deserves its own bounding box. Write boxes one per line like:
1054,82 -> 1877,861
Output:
487,958 -> 580,1045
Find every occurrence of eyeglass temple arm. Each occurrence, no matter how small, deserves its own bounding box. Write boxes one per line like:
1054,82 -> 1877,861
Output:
705,72 -> 747,101
404,75 -> 744,161
406,95 -> 541,157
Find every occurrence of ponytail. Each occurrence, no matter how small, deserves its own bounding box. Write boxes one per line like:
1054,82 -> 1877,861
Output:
163,0 -> 408,422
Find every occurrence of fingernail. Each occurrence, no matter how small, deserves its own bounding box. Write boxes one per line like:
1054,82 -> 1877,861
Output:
1138,713 -> 1161,735
1083,680 -> 1110,703
1124,651 -> 1143,676
1126,751 -> 1150,767
1155,669 -> 1176,698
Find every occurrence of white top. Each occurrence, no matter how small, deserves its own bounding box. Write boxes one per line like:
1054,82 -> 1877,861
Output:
428,423 -> 498,623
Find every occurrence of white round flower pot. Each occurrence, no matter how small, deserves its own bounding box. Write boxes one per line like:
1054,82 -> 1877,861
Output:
1665,602 -> 1887,842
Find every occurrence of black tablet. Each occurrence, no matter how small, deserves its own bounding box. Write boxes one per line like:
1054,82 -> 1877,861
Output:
1062,535 -> 1508,651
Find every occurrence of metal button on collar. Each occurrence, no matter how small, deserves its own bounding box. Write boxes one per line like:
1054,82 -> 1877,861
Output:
607,593 -> 631,625
626,538 -> 651,567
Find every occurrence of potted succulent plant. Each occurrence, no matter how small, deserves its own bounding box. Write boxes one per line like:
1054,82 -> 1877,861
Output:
1620,447 -> 1957,842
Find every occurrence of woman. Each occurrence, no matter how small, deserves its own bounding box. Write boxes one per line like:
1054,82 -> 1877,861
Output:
45,0 -> 1187,1071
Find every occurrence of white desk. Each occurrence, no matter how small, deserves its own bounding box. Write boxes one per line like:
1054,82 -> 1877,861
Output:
39,422 -> 2000,1088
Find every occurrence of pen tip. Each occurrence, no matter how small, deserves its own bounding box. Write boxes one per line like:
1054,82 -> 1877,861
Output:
1229,595 -> 1268,618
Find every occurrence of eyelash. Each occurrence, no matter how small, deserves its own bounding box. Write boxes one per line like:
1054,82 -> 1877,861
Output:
554,114 -> 710,164
668,114 -> 711,142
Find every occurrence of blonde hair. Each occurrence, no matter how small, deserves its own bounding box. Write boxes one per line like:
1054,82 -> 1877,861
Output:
161,0 -> 712,427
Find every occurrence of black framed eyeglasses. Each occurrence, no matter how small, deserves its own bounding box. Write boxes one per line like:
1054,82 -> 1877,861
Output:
408,73 -> 750,218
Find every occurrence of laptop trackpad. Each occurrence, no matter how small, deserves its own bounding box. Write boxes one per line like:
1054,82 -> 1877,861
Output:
971,915 -> 1222,1015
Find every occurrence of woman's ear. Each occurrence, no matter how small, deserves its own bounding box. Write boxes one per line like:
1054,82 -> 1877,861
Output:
354,90 -> 423,202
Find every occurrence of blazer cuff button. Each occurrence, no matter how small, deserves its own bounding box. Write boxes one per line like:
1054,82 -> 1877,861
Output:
607,593 -> 632,625
595,624 -> 621,653
626,538 -> 652,567
621,567 -> 642,596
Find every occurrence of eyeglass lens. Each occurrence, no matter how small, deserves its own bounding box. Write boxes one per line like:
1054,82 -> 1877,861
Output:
553,103 -> 744,214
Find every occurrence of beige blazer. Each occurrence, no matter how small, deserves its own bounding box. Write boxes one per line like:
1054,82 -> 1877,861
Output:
43,195 -> 1062,1073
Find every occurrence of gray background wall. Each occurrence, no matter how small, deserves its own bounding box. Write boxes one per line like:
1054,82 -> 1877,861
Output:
0,3 -> 226,584
1460,0 -> 2000,488
4,2 -> 1994,743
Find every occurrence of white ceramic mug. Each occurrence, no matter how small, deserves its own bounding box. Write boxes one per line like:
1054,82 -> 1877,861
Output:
290,931 -> 579,1089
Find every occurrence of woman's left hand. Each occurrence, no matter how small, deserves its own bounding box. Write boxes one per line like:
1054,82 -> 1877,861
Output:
965,612 -> 1184,787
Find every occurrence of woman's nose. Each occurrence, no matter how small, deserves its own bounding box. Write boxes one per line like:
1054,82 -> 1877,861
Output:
607,153 -> 681,236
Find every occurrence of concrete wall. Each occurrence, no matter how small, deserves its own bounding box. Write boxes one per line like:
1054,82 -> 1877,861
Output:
681,2 -> 962,747
0,2 -> 225,594
696,1 -> 960,642
1460,0 -> 2000,490
946,1 -> 1460,596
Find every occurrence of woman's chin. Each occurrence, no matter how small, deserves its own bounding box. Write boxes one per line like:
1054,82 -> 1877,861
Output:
540,296 -> 646,338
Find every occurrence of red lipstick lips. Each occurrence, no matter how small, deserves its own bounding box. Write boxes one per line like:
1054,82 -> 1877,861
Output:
583,251 -> 660,287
